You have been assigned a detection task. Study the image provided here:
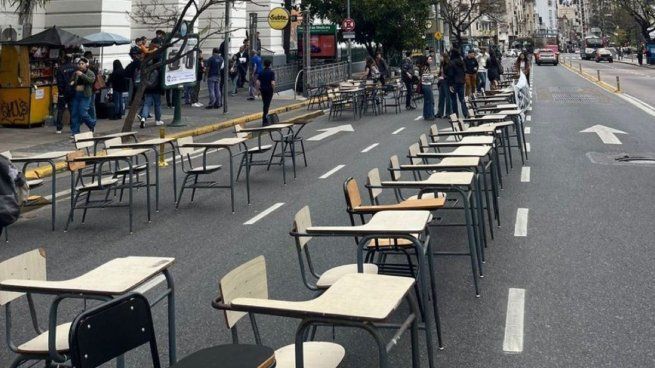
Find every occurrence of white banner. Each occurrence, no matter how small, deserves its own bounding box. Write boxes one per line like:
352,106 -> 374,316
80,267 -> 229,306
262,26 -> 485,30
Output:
164,37 -> 198,87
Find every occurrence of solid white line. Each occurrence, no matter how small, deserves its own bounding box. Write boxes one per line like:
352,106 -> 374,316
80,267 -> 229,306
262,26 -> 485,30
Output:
520,167 -> 531,183
414,115 -> 423,121
526,115 -> 532,122
392,127 -> 406,135
514,208 -> 529,237
361,143 -> 379,153
525,127 -> 531,134
319,164 -> 346,179
619,93 -> 655,118
526,143 -> 531,152
243,202 -> 285,225
527,107 -> 532,112
503,288 -> 526,353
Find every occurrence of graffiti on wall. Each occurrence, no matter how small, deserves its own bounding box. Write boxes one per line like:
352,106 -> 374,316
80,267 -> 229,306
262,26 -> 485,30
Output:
0,98 -> 29,123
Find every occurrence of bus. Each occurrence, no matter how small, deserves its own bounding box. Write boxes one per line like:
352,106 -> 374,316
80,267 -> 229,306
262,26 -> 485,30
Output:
582,36 -> 603,60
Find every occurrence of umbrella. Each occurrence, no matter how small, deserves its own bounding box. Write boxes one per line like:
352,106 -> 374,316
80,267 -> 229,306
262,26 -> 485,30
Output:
11,26 -> 87,48
82,32 -> 131,47
83,32 -> 132,70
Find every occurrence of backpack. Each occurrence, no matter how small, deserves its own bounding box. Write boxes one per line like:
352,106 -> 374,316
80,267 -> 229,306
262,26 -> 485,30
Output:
0,155 -> 26,229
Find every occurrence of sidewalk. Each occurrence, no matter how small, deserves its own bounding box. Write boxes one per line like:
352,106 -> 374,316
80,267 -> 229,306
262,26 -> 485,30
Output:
0,87 -> 308,156
617,56 -> 655,69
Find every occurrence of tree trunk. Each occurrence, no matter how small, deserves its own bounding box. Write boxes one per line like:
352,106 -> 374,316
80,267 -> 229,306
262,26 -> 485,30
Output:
122,78 -> 147,132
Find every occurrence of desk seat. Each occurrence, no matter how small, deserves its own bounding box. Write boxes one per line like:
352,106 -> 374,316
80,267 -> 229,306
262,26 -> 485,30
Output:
114,163 -> 148,175
275,342 -> 345,368
16,322 -> 71,354
188,164 -> 222,173
246,144 -> 273,153
353,197 -> 446,213
76,177 -> 119,191
26,179 -> 44,189
316,264 -> 378,288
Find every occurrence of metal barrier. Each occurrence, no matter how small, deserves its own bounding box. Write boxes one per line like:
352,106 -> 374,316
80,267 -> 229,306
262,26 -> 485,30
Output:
306,61 -> 349,87
272,63 -> 300,91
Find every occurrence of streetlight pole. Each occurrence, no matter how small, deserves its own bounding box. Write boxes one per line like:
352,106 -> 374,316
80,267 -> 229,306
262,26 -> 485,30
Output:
347,0 -> 352,78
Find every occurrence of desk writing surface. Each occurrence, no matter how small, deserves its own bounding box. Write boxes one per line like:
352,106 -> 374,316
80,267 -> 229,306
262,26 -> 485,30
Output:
306,210 -> 431,235
11,151 -> 72,161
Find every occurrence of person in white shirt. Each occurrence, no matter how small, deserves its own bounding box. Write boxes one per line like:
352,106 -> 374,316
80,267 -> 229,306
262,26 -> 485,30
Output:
476,48 -> 489,93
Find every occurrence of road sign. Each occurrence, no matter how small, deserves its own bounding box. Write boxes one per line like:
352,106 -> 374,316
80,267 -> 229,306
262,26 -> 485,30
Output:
342,18 -> 355,32
434,32 -> 443,41
268,7 -> 290,30
343,32 -> 355,39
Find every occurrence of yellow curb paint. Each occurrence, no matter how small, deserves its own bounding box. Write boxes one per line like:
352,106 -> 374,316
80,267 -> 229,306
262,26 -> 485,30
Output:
560,63 -> 620,95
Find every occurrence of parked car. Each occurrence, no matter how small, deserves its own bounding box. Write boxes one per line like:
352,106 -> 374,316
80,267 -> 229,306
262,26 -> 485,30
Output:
595,48 -> 613,63
535,49 -> 559,65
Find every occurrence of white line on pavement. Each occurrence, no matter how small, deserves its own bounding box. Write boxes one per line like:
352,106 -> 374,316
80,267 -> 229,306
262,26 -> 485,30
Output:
361,143 -> 379,153
514,208 -> 529,237
520,167 -> 531,183
503,288 -> 526,353
414,115 -> 423,121
526,143 -> 531,152
619,93 -> 655,118
525,127 -> 531,134
526,115 -> 532,122
392,127 -> 406,135
319,164 -> 346,179
527,107 -> 533,112
243,202 -> 285,225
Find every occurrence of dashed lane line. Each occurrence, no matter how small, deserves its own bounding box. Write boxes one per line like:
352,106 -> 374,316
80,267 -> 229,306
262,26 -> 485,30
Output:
514,208 -> 529,237
526,143 -> 531,152
520,167 -> 531,183
319,164 -> 346,179
414,115 -> 423,121
361,143 -> 379,153
526,115 -> 532,122
243,202 -> 285,225
525,127 -> 531,134
392,127 -> 406,135
503,288 -> 526,353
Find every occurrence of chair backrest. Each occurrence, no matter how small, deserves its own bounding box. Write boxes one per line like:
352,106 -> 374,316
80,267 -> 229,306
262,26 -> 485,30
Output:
0,248 -> 46,306
220,256 -> 268,329
366,168 -> 383,202
343,177 -> 363,211
67,150 -> 86,172
74,132 -> 94,150
389,155 -> 401,181
0,151 -> 11,159
408,143 -> 422,165
429,124 -> 440,142
176,136 -> 195,157
69,293 -> 161,368
292,206 -> 312,250
418,134 -> 429,152
104,137 -> 122,155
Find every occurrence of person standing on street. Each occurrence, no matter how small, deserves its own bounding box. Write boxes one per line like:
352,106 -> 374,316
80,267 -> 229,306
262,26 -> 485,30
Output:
257,59 -> 276,126
375,52 -> 389,85
107,60 -> 128,120
248,50 -> 263,101
420,56 -> 436,121
476,47 -> 489,92
402,51 -> 415,110
464,49 -> 478,97
70,58 -> 96,136
515,52 -> 531,83
446,50 -> 468,118
205,47 -> 224,109
229,54 -> 239,96
436,52 -> 452,119
486,50 -> 501,90
637,43 -> 644,66
237,45 -> 248,88
55,55 -> 76,134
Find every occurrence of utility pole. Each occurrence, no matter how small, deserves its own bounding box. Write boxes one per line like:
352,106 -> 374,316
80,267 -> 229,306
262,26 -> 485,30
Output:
223,0 -> 231,113
347,0 -> 352,78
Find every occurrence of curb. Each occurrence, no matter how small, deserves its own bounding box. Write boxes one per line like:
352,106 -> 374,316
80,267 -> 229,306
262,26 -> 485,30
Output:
25,100 -> 313,180
560,62 -> 620,94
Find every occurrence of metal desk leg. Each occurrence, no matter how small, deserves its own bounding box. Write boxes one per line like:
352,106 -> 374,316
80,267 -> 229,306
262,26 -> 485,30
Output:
127,161 -> 134,234
424,239 -> 444,353
243,144 -> 251,205
457,187 -> 480,296
228,147 -> 235,213
153,148 -> 160,212
164,269 -> 177,364
145,156 -> 151,223
169,142 -> 178,205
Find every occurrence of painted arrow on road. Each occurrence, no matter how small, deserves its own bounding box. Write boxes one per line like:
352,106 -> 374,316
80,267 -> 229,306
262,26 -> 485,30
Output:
580,125 -> 627,145
307,124 -> 354,141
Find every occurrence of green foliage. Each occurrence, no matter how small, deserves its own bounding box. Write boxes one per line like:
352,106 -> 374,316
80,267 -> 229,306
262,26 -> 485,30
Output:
1,0 -> 50,22
302,0 -> 433,57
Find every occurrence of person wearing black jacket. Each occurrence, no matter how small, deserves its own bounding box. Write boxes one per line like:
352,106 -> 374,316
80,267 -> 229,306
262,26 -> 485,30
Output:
446,49 -> 469,118
138,58 -> 164,128
464,50 -> 478,97
401,51 -> 415,110
55,55 -> 76,133
107,60 -> 128,119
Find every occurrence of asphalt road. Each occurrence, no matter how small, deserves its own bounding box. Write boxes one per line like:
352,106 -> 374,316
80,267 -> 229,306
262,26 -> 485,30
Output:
3,62 -> 655,367
561,53 -> 655,107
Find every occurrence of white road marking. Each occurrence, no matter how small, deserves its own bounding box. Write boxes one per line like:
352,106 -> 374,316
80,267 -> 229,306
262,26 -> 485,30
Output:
527,107 -> 532,112
580,124 -> 627,145
414,115 -> 423,121
361,143 -> 379,153
319,164 -> 346,179
520,167 -> 531,182
514,208 -> 529,237
525,127 -> 531,134
244,202 -> 285,225
526,115 -> 532,122
526,143 -> 531,152
503,288 -> 526,353
307,124 -> 354,141
392,127 -> 406,135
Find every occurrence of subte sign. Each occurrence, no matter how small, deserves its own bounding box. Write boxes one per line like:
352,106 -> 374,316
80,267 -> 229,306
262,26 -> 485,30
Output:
342,18 -> 355,33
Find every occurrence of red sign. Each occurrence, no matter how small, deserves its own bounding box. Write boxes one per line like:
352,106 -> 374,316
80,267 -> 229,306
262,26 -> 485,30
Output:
342,18 -> 355,33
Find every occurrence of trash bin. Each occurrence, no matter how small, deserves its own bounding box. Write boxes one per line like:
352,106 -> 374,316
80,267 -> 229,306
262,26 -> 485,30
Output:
647,43 -> 655,65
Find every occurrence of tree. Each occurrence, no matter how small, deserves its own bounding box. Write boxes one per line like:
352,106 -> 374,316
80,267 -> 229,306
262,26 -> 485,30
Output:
610,0 -> 655,42
1,0 -> 49,29
301,0 -> 433,59
438,0 -> 505,45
